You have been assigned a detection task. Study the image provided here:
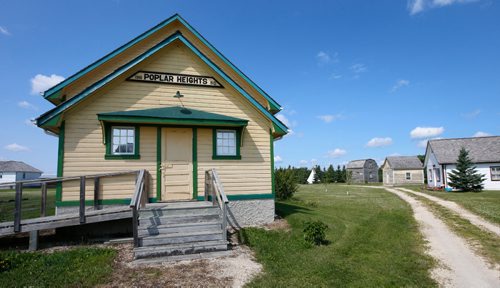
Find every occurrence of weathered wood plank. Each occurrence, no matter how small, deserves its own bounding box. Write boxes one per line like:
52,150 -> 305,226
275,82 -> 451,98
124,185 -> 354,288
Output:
14,183 -> 22,232
41,183 -> 47,217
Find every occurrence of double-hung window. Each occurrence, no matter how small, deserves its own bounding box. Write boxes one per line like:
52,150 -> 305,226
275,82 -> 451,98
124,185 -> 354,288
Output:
406,172 -> 411,180
491,166 -> 500,181
213,129 -> 241,160
105,126 -> 140,159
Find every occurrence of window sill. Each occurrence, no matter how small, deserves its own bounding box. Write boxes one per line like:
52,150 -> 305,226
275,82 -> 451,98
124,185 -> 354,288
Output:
212,155 -> 241,160
105,154 -> 141,160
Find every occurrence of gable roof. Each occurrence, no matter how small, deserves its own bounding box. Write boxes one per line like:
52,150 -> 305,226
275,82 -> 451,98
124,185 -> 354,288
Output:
42,14 -> 281,113
385,156 -> 423,170
98,106 -> 248,127
36,32 -> 288,136
427,136 -> 500,164
0,161 -> 42,173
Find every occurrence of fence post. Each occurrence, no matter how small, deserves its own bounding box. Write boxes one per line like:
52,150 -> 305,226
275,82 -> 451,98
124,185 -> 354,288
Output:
94,177 -> 100,210
41,182 -> 47,217
14,183 -> 23,232
132,206 -> 139,247
79,176 -> 86,224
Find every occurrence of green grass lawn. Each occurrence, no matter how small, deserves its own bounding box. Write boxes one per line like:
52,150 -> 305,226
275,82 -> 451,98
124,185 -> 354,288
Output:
0,247 -> 116,287
242,184 -> 437,287
403,186 -> 500,225
0,188 -> 56,222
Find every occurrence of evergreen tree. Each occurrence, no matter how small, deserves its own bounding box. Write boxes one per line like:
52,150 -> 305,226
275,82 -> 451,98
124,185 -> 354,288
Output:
448,148 -> 486,192
340,165 -> 347,183
325,165 -> 335,183
313,165 -> 322,183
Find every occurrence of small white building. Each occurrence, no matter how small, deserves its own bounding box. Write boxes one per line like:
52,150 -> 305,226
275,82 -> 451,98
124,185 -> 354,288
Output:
0,161 -> 43,188
424,136 -> 500,190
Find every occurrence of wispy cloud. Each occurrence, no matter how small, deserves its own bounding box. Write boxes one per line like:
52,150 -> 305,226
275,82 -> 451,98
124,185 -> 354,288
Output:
4,143 -> 30,152
350,63 -> 367,74
461,109 -> 481,119
473,131 -> 492,137
18,100 -> 38,110
408,0 -> 480,15
274,155 -> 283,163
410,126 -> 444,138
0,26 -> 10,36
317,114 -> 343,123
30,74 -> 65,95
329,73 -> 342,80
25,119 -> 37,127
366,137 -> 393,147
299,160 -> 308,167
391,79 -> 410,92
327,148 -> 347,158
316,51 -> 338,65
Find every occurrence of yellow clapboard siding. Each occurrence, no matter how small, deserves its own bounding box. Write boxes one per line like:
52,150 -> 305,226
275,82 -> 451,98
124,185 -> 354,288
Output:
61,41 -> 273,201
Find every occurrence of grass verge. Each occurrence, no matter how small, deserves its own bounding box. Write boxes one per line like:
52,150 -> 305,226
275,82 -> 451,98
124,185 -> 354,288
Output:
402,186 -> 500,225
0,247 -> 116,287
407,192 -> 500,266
241,184 -> 437,287
0,188 -> 56,222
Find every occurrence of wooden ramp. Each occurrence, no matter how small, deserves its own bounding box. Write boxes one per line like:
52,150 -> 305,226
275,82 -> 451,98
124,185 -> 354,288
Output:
0,206 -> 132,237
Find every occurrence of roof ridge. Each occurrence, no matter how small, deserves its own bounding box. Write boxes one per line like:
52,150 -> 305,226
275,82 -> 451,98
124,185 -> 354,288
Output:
430,135 -> 499,142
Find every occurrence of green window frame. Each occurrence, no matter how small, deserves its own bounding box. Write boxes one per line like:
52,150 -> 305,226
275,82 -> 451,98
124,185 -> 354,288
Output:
212,128 -> 241,160
104,124 -> 140,160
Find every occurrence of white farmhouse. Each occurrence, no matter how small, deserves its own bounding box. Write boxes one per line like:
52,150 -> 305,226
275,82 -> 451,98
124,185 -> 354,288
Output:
424,136 -> 500,190
0,161 -> 43,189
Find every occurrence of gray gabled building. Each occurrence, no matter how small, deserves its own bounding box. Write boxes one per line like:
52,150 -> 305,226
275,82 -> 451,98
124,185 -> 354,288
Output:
0,161 -> 43,189
381,156 -> 423,186
346,159 -> 379,183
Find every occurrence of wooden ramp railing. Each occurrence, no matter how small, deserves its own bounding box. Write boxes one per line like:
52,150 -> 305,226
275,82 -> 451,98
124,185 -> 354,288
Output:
0,170 -> 149,249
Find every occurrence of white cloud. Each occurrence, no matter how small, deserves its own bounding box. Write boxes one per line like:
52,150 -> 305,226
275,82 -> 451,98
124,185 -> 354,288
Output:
30,74 -> 65,95
317,114 -> 342,123
410,126 -> 444,138
473,131 -> 492,137
462,109 -> 481,119
330,73 -> 342,80
327,148 -> 347,158
366,137 -> 393,147
4,143 -> 30,152
316,51 -> 338,65
417,139 -> 429,148
274,155 -> 283,163
25,119 -> 36,127
299,160 -> 308,167
391,79 -> 410,92
18,100 -> 38,110
408,0 -> 479,15
276,114 -> 291,127
350,63 -> 367,74
0,26 -> 10,36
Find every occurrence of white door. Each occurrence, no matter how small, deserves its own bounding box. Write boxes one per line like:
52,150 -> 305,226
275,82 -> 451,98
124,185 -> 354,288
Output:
161,128 -> 193,201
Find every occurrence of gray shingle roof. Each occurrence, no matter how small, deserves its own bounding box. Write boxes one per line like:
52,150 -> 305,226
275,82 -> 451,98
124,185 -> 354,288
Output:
428,136 -> 500,164
346,159 -> 367,169
385,156 -> 423,169
0,161 -> 42,173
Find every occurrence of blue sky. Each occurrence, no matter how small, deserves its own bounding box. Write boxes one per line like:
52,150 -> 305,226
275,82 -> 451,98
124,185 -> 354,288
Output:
0,0 -> 499,174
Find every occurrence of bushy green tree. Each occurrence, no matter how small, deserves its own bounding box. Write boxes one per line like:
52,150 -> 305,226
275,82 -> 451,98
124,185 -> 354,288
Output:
275,167 -> 298,200
448,148 -> 486,192
325,165 -> 335,183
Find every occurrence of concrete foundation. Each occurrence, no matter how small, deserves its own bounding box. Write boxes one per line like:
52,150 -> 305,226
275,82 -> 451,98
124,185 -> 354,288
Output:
227,199 -> 275,228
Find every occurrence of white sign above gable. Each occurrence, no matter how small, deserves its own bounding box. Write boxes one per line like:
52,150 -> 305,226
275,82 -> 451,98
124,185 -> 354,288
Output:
128,71 -> 223,88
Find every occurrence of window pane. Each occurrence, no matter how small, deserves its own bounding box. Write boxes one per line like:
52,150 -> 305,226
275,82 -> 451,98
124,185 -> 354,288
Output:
111,127 -> 135,155
216,130 -> 237,156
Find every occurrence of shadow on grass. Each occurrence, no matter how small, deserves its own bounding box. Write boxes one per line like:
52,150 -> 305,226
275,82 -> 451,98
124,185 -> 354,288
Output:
275,201 -> 312,218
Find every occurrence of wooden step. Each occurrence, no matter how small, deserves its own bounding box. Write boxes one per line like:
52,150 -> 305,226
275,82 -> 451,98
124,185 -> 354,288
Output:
134,240 -> 228,259
138,221 -> 222,237
139,206 -> 219,218
140,229 -> 224,246
139,213 -> 221,226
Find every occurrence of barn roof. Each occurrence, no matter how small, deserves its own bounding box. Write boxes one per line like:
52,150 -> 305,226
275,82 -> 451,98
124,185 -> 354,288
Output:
427,136 -> 500,164
347,159 -> 378,169
385,156 -> 423,169
0,161 -> 42,173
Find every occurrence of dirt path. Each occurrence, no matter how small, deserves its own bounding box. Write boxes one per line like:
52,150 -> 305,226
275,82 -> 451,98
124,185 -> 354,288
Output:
384,187 -> 500,288
396,187 -> 500,237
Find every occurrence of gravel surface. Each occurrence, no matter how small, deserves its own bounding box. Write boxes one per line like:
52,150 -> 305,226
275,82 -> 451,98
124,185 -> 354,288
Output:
385,187 -> 500,288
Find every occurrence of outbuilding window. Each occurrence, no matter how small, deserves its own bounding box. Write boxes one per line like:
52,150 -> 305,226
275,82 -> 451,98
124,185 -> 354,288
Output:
0,173 -> 2,179
212,129 -> 241,160
406,172 -> 411,180
428,169 -> 433,181
105,125 -> 140,160
491,166 -> 500,181
434,168 -> 441,182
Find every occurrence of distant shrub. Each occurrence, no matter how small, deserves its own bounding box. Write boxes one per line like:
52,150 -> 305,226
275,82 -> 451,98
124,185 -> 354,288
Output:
275,168 -> 298,200
303,220 -> 328,245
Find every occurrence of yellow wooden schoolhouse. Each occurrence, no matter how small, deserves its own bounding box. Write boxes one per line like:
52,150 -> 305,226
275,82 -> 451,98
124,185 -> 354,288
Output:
36,14 -> 287,227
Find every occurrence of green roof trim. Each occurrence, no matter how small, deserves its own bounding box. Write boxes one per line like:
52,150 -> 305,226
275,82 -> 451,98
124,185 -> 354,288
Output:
36,32 -> 288,134
42,14 -> 282,112
97,106 -> 249,127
